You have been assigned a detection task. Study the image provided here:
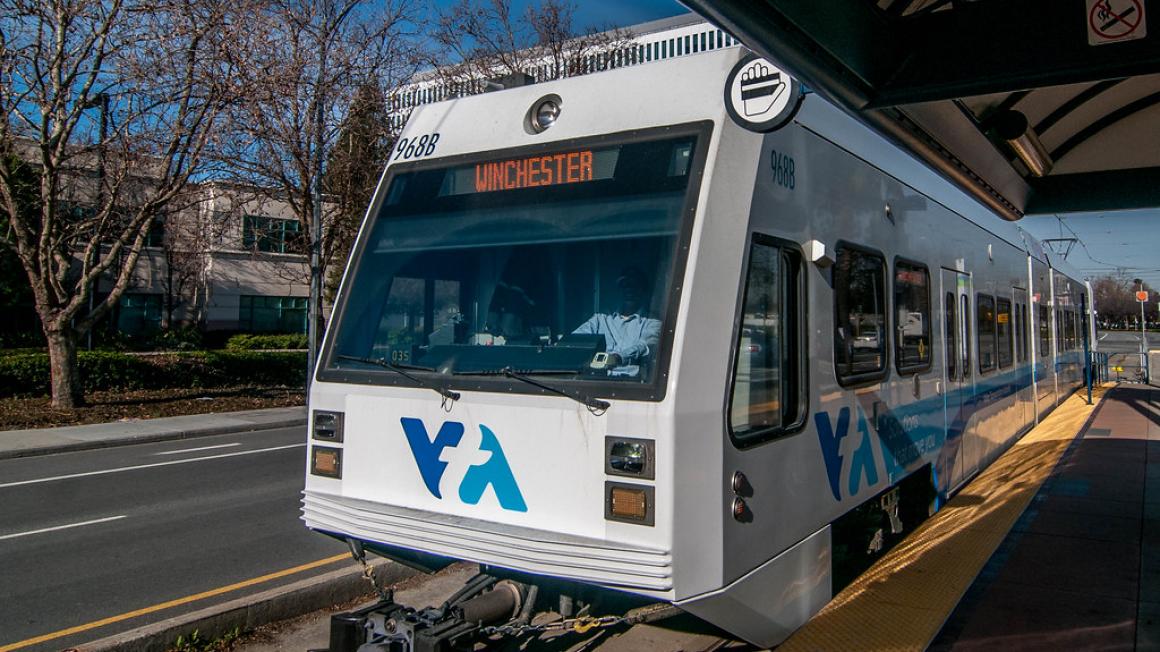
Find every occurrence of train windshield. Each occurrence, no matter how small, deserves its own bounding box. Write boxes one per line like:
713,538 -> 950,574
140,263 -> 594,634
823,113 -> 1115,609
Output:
323,132 -> 702,396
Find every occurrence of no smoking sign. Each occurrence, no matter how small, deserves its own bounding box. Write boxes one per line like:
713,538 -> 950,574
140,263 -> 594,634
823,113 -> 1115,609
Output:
1087,0 -> 1147,45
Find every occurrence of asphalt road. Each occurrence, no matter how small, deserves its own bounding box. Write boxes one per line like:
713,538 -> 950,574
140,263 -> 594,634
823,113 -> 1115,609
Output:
1097,329 -> 1152,354
0,427 -> 349,652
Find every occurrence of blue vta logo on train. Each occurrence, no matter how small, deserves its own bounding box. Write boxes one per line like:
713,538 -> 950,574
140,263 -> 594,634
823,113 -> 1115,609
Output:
814,406 -> 884,502
400,417 -> 527,512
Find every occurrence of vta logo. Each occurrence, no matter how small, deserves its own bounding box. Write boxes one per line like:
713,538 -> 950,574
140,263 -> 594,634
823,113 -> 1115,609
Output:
814,406 -> 879,502
399,418 -> 527,512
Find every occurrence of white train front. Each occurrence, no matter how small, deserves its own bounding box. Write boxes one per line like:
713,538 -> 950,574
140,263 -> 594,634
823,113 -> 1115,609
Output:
303,48 -> 1092,648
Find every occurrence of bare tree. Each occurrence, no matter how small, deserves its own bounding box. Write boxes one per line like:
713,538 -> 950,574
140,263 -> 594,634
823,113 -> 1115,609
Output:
323,82 -> 392,303
0,0 -> 241,407
429,0 -> 635,87
218,0 -> 420,319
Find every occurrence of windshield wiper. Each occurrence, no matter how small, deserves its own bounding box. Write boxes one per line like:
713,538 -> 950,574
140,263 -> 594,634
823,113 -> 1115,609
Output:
454,366 -> 609,415
336,354 -> 460,404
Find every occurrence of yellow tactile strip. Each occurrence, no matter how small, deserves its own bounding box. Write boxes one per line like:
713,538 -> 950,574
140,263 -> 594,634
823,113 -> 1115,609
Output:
777,384 -> 1113,652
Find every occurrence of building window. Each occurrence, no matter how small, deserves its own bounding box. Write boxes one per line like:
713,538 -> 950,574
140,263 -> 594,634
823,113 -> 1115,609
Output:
834,244 -> 887,384
977,293 -> 996,373
143,220 -> 165,248
243,215 -> 304,254
117,293 -> 162,334
729,235 -> 804,444
893,260 -> 931,373
239,295 -> 307,333
997,297 -> 1013,368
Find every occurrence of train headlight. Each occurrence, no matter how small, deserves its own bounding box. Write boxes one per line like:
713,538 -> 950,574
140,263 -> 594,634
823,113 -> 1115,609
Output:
605,437 -> 654,479
313,410 -> 344,442
606,482 -> 653,526
527,95 -> 562,134
311,446 -> 342,478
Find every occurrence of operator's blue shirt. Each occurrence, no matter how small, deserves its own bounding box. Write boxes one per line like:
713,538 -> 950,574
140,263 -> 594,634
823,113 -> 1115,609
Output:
572,312 -> 661,375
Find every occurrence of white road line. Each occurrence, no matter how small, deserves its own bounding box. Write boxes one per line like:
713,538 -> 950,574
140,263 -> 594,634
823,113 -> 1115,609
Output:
0,515 -> 127,541
1099,333 -> 1109,341
153,443 -> 242,456
0,444 -> 305,489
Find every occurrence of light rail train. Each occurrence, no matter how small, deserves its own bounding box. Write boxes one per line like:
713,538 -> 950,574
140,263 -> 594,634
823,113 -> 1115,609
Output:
303,47 -> 1094,650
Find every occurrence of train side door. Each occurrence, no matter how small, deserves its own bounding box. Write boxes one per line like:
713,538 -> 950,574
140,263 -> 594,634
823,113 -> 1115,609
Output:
941,269 -> 972,491
1012,287 -> 1032,429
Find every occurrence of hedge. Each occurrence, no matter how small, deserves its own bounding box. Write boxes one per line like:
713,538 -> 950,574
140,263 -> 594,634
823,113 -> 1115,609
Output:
0,350 -> 307,398
225,333 -> 309,350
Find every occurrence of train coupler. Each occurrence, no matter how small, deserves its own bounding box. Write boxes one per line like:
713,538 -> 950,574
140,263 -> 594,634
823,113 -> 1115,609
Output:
319,574 -> 526,652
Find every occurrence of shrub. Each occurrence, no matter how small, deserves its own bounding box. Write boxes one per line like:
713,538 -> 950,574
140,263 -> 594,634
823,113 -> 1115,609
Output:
151,326 -> 204,351
225,333 -> 309,350
0,350 -> 307,398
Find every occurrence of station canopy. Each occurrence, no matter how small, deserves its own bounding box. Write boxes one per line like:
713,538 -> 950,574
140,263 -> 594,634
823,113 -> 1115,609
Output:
682,0 -> 1160,220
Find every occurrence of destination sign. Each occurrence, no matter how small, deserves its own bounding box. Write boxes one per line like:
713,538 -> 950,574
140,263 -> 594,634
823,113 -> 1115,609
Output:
440,148 -> 619,197
475,151 -> 594,193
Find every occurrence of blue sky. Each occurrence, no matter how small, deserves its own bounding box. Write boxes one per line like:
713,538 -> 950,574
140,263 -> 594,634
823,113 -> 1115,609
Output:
426,0 -> 689,32
1021,210 -> 1160,288
567,0 -> 689,30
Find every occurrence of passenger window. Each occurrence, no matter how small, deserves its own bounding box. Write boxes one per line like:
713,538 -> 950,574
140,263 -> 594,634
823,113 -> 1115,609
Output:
997,297 -> 1013,369
977,293 -> 996,373
894,260 -> 931,373
728,236 -> 804,443
834,245 -> 887,384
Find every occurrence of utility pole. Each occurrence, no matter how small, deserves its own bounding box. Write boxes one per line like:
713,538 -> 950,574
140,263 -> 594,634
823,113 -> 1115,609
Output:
85,92 -> 109,351
1136,279 -> 1148,383
307,1 -> 360,394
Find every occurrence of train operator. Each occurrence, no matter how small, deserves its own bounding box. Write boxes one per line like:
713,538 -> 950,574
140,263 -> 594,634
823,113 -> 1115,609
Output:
572,266 -> 661,377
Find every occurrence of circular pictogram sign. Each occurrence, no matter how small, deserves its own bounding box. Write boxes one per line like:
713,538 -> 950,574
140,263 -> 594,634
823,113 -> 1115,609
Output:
724,54 -> 804,133
1090,0 -> 1144,40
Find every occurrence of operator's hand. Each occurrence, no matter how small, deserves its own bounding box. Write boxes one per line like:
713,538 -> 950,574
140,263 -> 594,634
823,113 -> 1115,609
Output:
740,64 -> 785,117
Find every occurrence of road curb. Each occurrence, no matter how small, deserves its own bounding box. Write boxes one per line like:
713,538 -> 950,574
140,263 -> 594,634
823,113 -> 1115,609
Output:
0,417 -> 308,461
70,559 -> 418,652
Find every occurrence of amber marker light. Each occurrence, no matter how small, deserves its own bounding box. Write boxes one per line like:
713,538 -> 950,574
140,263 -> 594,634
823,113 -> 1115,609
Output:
606,482 -> 654,526
311,446 -> 342,478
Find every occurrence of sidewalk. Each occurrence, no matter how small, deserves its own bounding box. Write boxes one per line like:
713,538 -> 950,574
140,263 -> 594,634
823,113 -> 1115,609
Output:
0,405 -> 307,460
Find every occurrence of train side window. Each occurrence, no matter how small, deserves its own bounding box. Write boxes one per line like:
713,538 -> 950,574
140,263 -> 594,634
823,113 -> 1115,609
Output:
834,244 -> 887,385
945,292 -> 956,380
977,293 -> 996,373
997,297 -> 1013,369
893,260 -> 931,374
728,235 -> 805,444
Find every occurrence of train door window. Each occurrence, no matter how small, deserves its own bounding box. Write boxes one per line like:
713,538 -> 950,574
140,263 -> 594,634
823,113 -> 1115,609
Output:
1056,309 -> 1064,353
1019,304 -> 1029,362
962,294 -> 971,373
1012,301 -> 1023,363
977,293 -> 996,373
1068,310 -> 1075,350
834,244 -> 887,385
728,235 -> 805,444
945,292 -> 957,380
894,260 -> 931,373
996,297 -> 1013,369
1039,304 -> 1050,357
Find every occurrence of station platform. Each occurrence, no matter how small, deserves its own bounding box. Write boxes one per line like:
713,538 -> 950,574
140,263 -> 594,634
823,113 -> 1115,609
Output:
778,383 -> 1160,651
